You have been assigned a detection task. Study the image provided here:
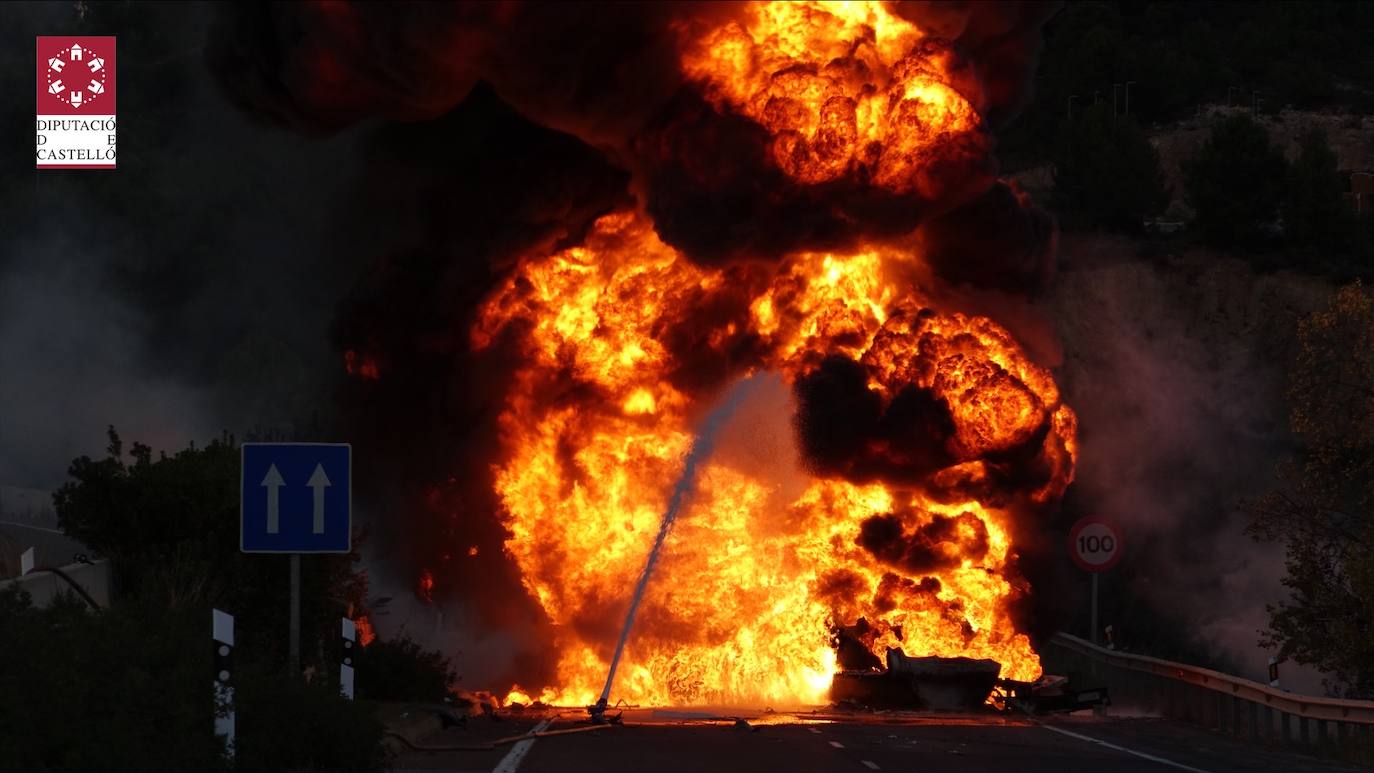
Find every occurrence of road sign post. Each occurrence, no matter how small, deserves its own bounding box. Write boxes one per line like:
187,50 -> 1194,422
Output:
1069,516 -> 1123,645
1091,573 -> 1098,645
240,443 -> 352,677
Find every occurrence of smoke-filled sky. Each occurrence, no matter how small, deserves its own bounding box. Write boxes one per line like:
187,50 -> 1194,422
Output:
1,2 -> 362,490
0,1 -> 1332,694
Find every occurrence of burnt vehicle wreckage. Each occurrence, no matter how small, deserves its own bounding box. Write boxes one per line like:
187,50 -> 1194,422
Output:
831,649 -> 1109,715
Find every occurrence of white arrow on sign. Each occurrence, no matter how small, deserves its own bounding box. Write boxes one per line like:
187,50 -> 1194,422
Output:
308,464 -> 331,534
261,464 -> 285,534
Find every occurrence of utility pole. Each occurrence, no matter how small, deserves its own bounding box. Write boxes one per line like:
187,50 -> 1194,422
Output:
1067,94 -> 1079,120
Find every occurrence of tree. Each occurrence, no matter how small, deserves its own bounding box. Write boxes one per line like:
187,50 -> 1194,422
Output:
1283,129 -> 1353,257
356,635 -> 457,702
0,587 -> 228,772
0,586 -> 387,773
1247,282 -> 1374,697
1,429 -> 462,770
1052,103 -> 1169,231
53,428 -> 367,662
1184,113 -> 1288,249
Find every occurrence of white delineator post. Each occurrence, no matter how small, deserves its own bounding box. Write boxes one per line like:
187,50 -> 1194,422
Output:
1268,655 -> 1281,689
213,609 -> 236,758
340,618 -> 357,700
20,547 -> 35,575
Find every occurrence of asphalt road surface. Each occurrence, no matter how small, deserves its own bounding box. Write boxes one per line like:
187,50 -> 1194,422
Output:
391,708 -> 1366,773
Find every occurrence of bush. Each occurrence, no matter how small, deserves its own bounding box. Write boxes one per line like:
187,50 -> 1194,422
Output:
1284,129 -> 1359,263
0,586 -> 388,772
53,429 -> 370,671
234,663 -> 387,773
355,635 -> 456,703
1184,113 -> 1288,249
1052,103 -> 1169,231
0,588 -> 227,773
0,430 -> 392,772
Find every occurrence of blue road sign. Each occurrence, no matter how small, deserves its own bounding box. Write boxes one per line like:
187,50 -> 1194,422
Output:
241,443 -> 351,553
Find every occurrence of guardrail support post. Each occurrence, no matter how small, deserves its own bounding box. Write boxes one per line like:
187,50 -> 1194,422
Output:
1248,701 -> 1259,742
1281,711 -> 1292,744
1300,715 -> 1311,745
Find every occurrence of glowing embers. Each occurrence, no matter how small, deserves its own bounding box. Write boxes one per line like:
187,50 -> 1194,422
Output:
678,1 -> 988,195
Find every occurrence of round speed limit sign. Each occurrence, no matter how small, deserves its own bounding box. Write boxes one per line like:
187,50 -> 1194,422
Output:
1069,516 -> 1122,572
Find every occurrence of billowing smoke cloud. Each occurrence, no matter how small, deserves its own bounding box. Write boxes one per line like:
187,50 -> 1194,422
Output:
209,2 -> 1057,277
322,85 -> 632,686
0,2 -> 361,491
890,1 -> 1061,128
794,355 -> 956,483
857,510 -> 990,575
1050,236 -> 1332,690
0,236 -> 215,489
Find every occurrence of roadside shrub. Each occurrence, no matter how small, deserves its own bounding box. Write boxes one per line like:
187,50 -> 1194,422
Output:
0,588 -> 226,773
355,635 -> 456,703
234,662 -> 387,773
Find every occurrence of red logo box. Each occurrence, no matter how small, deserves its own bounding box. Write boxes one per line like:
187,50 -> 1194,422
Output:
36,36 -> 117,169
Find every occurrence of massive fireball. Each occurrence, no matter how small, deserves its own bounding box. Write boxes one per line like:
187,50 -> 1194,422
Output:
473,210 -> 1075,707
458,0 -> 1073,707
678,0 -> 989,196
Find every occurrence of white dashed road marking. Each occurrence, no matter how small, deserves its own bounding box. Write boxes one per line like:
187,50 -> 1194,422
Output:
808,727 -> 822,734
828,740 -> 845,749
492,718 -> 552,773
1037,723 -> 1213,773
861,761 -> 880,770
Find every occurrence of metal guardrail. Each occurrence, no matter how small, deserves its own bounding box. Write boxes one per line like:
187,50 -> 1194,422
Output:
1044,632 -> 1374,750
1051,632 -> 1374,725
1,558 -> 111,609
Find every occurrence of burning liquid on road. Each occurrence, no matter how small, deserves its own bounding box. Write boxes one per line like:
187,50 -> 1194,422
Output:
475,212 -> 1075,707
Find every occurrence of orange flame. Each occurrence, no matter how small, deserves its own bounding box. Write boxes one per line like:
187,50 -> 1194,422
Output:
678,0 -> 988,195
345,349 -> 381,380
355,615 -> 377,647
417,569 -> 435,603
473,210 -> 1075,706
